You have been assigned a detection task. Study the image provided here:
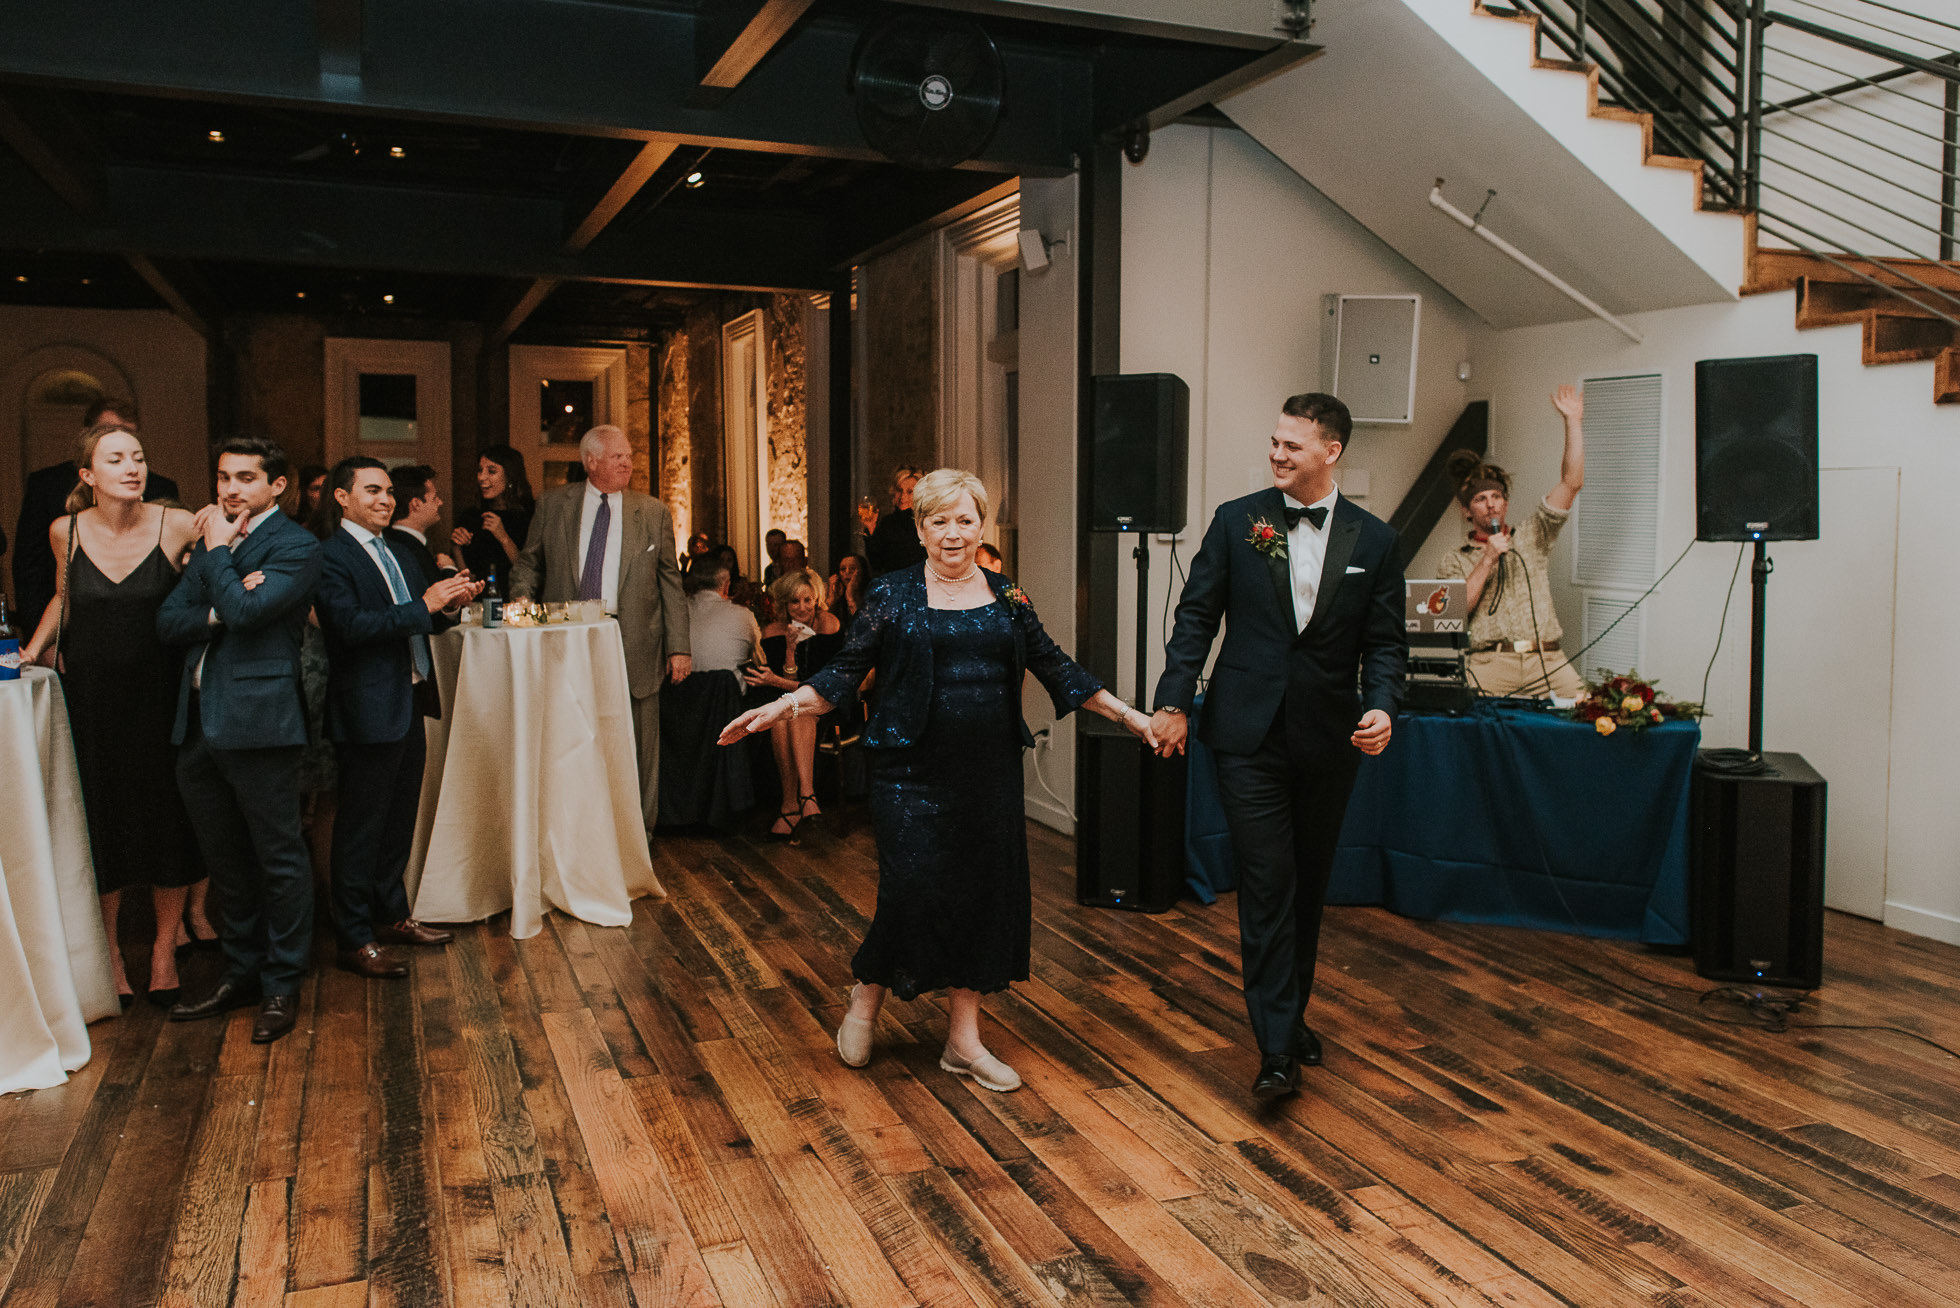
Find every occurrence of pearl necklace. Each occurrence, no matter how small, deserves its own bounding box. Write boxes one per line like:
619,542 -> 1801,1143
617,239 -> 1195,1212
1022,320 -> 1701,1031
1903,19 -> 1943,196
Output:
925,561 -> 980,586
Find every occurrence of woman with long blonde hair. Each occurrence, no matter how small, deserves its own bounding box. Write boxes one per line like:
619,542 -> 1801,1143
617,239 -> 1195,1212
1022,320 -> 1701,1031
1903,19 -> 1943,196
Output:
22,423 -> 210,1005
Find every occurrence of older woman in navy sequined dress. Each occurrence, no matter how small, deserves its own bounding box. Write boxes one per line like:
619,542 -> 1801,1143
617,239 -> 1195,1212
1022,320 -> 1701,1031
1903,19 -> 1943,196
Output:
720,469 -> 1158,1091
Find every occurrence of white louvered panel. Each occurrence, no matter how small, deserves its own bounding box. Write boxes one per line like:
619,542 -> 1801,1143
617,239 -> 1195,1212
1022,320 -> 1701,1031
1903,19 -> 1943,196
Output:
1581,594 -> 1645,684
1573,373 -> 1663,590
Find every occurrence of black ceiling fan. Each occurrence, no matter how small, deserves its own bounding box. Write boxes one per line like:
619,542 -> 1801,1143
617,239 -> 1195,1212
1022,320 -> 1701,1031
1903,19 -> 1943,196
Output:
848,14 -> 1004,170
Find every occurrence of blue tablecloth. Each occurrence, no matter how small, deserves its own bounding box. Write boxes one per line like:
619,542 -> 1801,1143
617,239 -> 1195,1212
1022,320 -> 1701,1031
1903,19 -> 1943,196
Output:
1184,701 -> 1695,944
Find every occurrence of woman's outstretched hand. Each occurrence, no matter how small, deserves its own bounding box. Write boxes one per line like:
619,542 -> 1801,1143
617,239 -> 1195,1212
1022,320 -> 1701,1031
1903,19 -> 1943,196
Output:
718,701 -> 786,746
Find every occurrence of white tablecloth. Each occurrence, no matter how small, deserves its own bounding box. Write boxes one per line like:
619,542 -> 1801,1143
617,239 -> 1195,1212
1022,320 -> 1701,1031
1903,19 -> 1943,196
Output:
406,619 -> 661,939
0,668 -> 118,1095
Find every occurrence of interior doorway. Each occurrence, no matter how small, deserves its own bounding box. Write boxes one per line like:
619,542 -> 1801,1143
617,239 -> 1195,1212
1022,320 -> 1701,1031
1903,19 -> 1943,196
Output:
507,345 -> 628,493
721,310 -> 768,579
323,338 -> 452,479
937,193 -> 1021,574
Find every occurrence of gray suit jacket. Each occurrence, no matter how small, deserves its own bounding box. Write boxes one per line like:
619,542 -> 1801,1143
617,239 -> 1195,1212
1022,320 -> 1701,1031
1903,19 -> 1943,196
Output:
510,483 -> 689,699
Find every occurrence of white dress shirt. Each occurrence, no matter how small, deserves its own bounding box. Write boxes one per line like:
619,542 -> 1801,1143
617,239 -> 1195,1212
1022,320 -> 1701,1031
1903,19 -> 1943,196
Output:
1282,487 -> 1339,633
340,519 -> 427,683
577,484 -> 625,614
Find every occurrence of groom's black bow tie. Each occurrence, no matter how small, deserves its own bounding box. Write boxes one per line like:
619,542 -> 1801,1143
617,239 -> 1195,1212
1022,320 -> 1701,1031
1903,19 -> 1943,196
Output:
1284,503 -> 1329,531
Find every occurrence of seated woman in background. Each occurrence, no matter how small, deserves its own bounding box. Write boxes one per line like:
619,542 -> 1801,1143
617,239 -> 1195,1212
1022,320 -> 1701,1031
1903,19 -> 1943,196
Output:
292,465 -> 329,523
450,445 -> 534,586
829,551 -> 869,622
746,570 -> 843,837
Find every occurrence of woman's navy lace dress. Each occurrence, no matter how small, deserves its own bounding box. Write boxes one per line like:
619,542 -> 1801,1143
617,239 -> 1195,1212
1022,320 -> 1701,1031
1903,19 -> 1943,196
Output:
805,566 -> 1101,1001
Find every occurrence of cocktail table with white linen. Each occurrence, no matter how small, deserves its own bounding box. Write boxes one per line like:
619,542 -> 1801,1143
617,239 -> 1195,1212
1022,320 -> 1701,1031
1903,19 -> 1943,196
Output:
0,667 -> 119,1094
405,616 -> 663,939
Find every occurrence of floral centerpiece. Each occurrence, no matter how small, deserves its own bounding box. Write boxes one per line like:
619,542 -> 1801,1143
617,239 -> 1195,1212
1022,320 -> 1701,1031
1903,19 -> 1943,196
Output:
1567,670 -> 1701,736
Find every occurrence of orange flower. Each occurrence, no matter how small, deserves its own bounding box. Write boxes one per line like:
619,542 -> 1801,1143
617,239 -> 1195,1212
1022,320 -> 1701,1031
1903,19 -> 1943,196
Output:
1595,717 -> 1617,737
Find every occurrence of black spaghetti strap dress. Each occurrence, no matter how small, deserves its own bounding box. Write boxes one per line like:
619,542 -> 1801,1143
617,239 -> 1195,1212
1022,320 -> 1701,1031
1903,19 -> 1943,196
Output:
60,518 -> 201,893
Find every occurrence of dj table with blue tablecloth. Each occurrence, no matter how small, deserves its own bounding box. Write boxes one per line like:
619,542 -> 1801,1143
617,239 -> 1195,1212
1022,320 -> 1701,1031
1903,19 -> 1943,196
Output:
1183,700 -> 1696,945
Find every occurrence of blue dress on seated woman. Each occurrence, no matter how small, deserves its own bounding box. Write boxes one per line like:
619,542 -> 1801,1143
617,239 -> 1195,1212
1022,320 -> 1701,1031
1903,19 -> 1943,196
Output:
804,564 -> 1101,1000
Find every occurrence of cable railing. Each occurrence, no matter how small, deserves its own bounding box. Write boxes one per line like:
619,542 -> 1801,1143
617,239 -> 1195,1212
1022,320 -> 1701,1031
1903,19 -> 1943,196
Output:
1493,0 -> 1960,324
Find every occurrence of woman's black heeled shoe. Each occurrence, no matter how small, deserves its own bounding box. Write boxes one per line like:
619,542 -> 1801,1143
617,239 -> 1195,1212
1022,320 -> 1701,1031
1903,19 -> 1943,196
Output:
766,810 -> 803,842
797,794 -> 821,823
146,988 -> 182,1009
181,912 -> 221,951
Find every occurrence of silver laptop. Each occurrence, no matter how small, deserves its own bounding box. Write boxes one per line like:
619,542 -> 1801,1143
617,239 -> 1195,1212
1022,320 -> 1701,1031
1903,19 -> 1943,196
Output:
1404,579 -> 1468,635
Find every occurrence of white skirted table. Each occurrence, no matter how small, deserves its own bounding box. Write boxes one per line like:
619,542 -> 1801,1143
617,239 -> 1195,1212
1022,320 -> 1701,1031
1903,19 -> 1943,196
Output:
406,618 -> 662,939
0,668 -> 118,1095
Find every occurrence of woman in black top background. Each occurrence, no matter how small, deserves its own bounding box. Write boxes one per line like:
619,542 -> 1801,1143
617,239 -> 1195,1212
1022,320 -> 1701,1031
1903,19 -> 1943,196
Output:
451,445 -> 533,585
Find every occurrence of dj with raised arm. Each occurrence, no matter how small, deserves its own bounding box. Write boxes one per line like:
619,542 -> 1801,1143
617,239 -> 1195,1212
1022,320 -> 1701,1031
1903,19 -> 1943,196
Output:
1436,384 -> 1587,699
718,468 -> 1157,1094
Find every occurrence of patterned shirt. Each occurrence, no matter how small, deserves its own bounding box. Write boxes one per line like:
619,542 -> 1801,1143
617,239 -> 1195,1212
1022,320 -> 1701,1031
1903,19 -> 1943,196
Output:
1435,498 -> 1570,646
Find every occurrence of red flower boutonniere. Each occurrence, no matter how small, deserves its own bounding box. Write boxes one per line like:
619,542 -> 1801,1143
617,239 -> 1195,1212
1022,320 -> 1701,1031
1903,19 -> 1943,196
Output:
999,582 -> 1034,611
1246,516 -> 1287,559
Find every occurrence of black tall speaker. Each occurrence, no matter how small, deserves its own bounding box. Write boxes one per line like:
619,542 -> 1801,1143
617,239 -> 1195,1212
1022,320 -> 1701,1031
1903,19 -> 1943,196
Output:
1690,752 -> 1827,989
1695,353 -> 1820,541
1076,715 -> 1185,912
1091,373 -> 1189,533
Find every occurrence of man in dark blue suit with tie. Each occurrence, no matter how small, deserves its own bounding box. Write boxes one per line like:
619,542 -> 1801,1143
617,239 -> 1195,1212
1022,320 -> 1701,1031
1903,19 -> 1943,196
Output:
158,436 -> 323,1044
1151,393 -> 1408,1099
314,458 -> 480,978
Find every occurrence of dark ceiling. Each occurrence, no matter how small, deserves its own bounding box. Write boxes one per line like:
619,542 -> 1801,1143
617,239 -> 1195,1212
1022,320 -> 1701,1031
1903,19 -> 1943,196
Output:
0,0 -> 1313,343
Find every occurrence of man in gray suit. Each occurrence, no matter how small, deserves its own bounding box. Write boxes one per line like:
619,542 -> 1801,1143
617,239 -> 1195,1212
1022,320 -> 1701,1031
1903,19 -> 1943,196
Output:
511,425 -> 690,828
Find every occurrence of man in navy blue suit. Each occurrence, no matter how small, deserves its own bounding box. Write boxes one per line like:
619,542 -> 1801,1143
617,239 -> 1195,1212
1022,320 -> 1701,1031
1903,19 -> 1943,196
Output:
158,436 -> 323,1044
314,458 -> 480,978
1151,393 -> 1408,1099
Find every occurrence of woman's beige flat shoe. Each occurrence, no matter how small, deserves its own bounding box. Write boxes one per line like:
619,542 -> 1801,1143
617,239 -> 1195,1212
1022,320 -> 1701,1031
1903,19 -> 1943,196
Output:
835,985 -> 875,1068
940,1044 -> 1020,1092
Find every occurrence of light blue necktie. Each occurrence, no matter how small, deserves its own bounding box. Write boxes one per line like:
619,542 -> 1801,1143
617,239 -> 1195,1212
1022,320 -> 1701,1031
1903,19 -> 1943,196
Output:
370,537 -> 433,680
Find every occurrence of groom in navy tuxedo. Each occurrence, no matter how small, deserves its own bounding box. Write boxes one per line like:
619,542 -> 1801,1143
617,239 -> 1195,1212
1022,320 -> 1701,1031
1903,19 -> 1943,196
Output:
1151,392 -> 1407,1099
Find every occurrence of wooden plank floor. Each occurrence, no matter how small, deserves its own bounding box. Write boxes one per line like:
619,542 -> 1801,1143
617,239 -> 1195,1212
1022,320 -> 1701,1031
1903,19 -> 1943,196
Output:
5,807 -> 1960,1308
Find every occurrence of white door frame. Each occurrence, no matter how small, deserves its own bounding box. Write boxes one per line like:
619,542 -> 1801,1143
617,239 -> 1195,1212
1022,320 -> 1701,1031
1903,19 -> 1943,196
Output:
323,338 -> 452,474
507,344 -> 628,492
722,310 -> 768,578
936,192 -> 1021,556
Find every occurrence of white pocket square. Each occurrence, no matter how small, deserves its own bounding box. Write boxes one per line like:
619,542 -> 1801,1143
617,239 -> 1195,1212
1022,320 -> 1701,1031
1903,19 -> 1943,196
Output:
1345,565 -> 1365,574
645,543 -> 658,552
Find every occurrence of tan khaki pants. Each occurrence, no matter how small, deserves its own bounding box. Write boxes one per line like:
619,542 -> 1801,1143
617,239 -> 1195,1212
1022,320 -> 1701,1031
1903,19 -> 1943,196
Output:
1467,649 -> 1586,699
633,691 -> 661,830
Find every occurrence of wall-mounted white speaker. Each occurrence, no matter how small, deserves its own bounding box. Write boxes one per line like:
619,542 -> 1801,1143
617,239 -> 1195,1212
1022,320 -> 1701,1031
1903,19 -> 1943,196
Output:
1319,293 -> 1420,424
1018,229 -> 1050,273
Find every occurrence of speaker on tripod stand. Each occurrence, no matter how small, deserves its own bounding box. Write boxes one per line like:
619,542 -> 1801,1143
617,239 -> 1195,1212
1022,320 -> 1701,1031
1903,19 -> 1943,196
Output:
1690,353 -> 1827,989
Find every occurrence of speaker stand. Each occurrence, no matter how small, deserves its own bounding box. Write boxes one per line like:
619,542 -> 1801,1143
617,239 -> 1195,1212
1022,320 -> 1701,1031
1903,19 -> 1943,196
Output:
1748,540 -> 1773,755
1132,538 -> 1149,706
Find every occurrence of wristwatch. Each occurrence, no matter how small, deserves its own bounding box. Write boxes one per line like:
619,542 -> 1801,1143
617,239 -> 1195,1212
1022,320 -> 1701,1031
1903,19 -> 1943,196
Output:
1156,706 -> 1184,715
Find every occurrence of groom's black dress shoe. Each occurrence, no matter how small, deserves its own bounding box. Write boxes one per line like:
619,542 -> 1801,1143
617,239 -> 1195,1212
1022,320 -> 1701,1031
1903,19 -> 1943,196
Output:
168,977 -> 260,1022
1294,1022 -> 1324,1067
1252,1053 -> 1300,1099
252,995 -> 299,1044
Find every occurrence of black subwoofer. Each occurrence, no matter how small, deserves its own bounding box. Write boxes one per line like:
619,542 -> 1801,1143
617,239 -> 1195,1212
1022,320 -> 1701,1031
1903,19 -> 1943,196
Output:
1690,751 -> 1827,989
1090,373 -> 1189,534
1695,353 -> 1820,542
1076,715 -> 1185,913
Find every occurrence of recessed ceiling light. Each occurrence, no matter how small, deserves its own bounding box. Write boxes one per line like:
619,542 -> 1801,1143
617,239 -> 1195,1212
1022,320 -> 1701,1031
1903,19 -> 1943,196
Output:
564,404 -> 574,413
81,278 -> 91,286
14,274 -> 26,283
208,129 -> 225,143
382,293 -> 395,304
296,290 -> 306,298
389,145 -> 405,158
684,171 -> 705,188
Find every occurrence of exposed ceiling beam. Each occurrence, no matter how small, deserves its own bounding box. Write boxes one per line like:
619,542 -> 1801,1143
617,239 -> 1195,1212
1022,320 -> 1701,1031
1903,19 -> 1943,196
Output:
0,156 -> 837,290
693,0 -> 817,110
1137,40 -> 1321,131
0,0 -> 1083,173
486,277 -> 562,350
124,253 -> 217,339
564,141 -> 679,252
895,0 -> 1290,48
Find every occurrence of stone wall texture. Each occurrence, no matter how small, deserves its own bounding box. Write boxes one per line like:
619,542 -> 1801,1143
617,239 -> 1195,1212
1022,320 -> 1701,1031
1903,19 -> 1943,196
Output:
860,237 -> 938,498
764,293 -> 808,551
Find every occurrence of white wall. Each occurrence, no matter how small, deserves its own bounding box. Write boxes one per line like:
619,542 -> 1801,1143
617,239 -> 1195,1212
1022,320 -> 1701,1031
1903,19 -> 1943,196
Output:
1017,174 -> 1082,834
1116,124 -> 1489,698
0,308 -> 210,566
1479,291 -> 1960,945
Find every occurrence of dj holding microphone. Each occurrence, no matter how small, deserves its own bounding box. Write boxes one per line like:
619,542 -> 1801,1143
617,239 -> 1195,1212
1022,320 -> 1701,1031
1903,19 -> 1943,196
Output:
1436,384 -> 1587,699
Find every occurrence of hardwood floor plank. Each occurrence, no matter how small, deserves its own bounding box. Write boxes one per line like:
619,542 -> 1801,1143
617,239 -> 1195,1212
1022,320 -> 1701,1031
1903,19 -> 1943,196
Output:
283,1278 -> 367,1307
427,1071 -> 509,1308
154,1071 -> 263,1308
367,968 -> 445,1308
887,1167 -> 1062,1308
542,1009 -> 721,1308
627,1075 -> 745,1250
232,1179 -> 290,1308
699,1242 -> 784,1308
0,1170 -> 56,1303
710,1156 -> 846,1308
288,965 -> 368,1292
554,920 -> 658,1079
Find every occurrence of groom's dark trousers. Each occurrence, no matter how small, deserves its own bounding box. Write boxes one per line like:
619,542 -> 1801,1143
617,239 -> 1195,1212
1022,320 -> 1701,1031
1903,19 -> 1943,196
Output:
1156,488 -> 1407,1057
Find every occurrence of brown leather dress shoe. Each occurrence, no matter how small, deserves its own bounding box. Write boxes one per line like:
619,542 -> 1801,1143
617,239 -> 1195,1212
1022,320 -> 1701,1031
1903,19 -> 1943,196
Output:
336,942 -> 409,978
375,919 -> 453,947
252,995 -> 299,1044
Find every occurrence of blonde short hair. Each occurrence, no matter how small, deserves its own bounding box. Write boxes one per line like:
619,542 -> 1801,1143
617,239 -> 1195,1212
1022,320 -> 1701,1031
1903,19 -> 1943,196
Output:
910,468 -> 989,526
770,568 -> 825,614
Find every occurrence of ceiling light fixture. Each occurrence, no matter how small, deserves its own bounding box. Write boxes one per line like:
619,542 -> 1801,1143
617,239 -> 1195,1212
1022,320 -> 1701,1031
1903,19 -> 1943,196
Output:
564,404 -> 574,413
81,278 -> 91,285
390,145 -> 406,158
382,294 -> 395,304
208,129 -> 225,143
14,275 -> 26,283
684,171 -> 705,188
296,290 -> 306,298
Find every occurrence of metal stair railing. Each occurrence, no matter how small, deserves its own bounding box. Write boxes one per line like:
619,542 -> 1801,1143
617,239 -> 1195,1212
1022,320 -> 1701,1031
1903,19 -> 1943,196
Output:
1494,0 -> 1960,329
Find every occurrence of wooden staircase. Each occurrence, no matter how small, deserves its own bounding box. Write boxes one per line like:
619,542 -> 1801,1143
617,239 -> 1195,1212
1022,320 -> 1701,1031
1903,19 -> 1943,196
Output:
1474,2 -> 1960,407
1742,227 -> 1960,405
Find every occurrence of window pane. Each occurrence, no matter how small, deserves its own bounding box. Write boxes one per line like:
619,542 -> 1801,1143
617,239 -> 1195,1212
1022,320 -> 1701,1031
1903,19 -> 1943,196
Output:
541,378 -> 595,444
358,372 -> 418,443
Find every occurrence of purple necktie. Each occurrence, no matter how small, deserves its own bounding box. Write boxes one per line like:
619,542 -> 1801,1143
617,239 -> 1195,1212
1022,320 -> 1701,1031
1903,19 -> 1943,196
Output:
579,494 -> 610,602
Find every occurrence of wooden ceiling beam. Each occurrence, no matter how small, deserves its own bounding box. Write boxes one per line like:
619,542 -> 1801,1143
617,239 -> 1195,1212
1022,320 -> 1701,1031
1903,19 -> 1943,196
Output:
692,0 -> 817,109
564,141 -> 679,252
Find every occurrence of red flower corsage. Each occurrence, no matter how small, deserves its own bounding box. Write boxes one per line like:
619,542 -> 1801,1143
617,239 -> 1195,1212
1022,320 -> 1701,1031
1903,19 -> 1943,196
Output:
999,582 -> 1034,610
1246,516 -> 1287,559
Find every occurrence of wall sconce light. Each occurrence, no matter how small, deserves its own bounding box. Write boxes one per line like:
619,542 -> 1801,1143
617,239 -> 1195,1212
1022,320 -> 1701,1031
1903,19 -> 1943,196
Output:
1018,228 -> 1068,273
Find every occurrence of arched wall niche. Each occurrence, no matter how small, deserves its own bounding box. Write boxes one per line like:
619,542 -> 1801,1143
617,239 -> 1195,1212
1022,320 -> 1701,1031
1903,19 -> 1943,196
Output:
2,344 -> 139,566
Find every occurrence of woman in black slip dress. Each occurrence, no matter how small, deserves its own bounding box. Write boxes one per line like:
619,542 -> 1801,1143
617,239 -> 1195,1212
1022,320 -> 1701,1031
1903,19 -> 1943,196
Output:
720,469 -> 1160,1093
450,445 -> 534,589
745,569 -> 843,837
21,423 -> 207,1007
